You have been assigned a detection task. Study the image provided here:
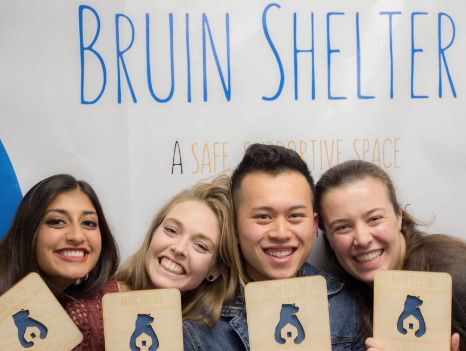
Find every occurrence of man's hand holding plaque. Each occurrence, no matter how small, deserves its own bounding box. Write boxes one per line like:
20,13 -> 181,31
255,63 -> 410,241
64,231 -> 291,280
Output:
245,276 -> 332,351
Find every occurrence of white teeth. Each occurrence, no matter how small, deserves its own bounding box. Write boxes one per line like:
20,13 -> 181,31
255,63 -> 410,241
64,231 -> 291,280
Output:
265,249 -> 293,258
354,250 -> 383,263
61,250 -> 85,258
160,257 -> 185,274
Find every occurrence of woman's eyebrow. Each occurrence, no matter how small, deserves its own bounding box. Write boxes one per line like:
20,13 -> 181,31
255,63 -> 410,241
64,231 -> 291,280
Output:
44,209 -> 68,215
194,233 -> 215,247
365,208 -> 385,216
164,217 -> 184,229
328,208 -> 386,227
82,210 -> 98,216
329,218 -> 349,228
44,209 -> 97,216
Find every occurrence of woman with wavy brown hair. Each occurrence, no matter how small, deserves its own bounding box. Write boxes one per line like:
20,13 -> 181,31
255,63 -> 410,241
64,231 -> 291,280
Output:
315,160 -> 465,351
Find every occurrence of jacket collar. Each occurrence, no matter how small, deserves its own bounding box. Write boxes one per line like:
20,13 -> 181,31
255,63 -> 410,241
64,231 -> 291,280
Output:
220,293 -> 245,318
220,263 -> 344,317
299,262 -> 345,295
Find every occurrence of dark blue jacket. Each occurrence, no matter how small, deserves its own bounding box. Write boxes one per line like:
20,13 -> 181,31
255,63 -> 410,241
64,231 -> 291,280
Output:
183,263 -> 365,351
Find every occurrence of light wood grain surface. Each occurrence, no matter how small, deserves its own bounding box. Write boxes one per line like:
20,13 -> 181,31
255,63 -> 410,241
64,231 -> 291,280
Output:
103,289 -> 183,351
374,270 -> 452,351
0,273 -> 83,351
245,276 -> 331,351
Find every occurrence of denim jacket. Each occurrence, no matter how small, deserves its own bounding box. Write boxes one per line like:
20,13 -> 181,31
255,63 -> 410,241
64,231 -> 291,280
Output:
183,263 -> 365,351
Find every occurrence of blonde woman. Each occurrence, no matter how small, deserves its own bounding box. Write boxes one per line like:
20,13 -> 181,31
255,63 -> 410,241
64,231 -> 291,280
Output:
117,175 -> 245,333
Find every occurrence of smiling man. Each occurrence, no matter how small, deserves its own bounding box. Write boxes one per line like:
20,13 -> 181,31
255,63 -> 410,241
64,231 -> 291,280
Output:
183,144 -> 365,351
233,158 -> 316,283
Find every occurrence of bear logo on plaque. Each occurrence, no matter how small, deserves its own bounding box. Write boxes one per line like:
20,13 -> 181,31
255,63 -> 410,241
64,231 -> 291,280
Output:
12,309 -> 48,348
397,295 -> 426,338
274,304 -> 305,345
130,314 -> 160,351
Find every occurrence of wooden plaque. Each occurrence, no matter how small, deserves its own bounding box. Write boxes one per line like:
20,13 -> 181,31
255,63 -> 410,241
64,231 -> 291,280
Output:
374,270 -> 452,351
0,273 -> 83,351
103,289 -> 183,351
245,276 -> 331,351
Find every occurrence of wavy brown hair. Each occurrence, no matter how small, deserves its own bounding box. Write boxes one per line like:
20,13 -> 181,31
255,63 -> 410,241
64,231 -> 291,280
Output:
118,174 -> 245,327
0,174 -> 119,304
315,160 -> 466,347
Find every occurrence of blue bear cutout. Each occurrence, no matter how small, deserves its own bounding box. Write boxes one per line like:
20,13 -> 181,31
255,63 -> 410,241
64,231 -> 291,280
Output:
274,304 -> 305,344
397,295 -> 426,337
12,310 -> 48,348
0,139 -> 22,240
130,314 -> 159,351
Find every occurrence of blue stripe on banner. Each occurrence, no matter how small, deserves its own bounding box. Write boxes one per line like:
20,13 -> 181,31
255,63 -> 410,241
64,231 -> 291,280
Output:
0,140 -> 22,240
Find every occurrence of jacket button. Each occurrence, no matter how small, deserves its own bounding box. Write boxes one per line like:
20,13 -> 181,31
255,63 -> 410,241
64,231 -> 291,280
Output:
243,319 -> 247,324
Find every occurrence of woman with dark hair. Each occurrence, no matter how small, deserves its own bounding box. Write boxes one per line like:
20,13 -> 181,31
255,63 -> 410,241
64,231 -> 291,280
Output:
315,160 -> 465,351
0,174 -> 119,351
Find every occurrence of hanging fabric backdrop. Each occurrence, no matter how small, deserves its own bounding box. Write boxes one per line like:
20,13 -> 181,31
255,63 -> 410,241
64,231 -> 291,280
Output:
1,0 -> 465,268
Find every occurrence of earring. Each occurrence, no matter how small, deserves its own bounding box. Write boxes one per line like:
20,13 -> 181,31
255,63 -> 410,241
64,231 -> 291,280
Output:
207,275 -> 216,282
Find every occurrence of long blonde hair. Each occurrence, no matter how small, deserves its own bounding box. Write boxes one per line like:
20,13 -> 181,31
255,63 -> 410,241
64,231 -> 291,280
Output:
118,175 -> 245,326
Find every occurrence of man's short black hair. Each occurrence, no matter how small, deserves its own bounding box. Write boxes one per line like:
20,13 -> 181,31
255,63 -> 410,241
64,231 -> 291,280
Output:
231,144 -> 315,207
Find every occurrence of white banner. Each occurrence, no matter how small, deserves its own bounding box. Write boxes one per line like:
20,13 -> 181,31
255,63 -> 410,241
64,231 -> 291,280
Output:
1,0 -> 465,267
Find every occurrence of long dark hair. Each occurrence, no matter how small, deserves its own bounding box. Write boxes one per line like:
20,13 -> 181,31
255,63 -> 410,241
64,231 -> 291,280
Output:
0,174 -> 119,304
315,160 -> 466,345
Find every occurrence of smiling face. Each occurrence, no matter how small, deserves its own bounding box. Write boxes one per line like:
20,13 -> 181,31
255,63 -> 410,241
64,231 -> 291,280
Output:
320,177 -> 405,286
36,190 -> 102,292
236,172 -> 317,282
144,200 -> 221,293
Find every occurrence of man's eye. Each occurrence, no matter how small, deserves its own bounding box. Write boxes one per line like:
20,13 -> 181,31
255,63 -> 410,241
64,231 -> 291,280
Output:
256,214 -> 270,220
45,219 -> 65,226
336,225 -> 348,231
290,213 -> 304,218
